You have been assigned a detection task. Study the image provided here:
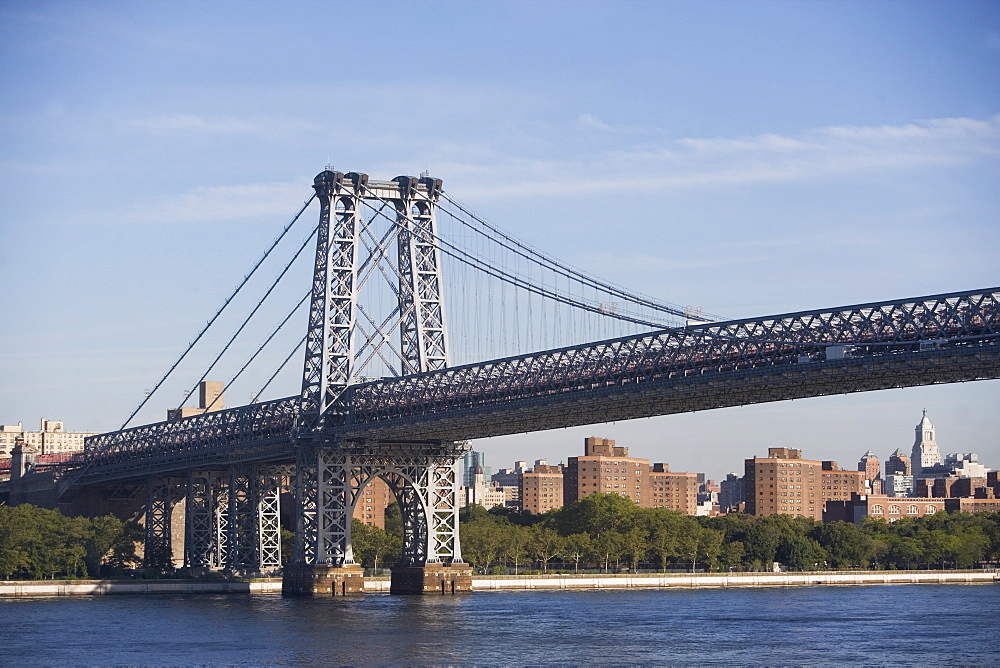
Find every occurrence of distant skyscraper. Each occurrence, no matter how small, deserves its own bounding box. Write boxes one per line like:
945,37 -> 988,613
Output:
858,450 -> 880,481
885,448 -> 911,476
463,451 -> 488,487
910,410 -> 942,475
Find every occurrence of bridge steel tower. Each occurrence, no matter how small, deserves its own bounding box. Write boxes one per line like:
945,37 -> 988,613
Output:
283,170 -> 471,596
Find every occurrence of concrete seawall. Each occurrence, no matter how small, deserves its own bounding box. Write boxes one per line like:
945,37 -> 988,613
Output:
0,579 -> 283,597
461,570 -> 1000,592
2,571 -> 996,597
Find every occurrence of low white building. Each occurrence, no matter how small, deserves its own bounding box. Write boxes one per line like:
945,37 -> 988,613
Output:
0,419 -> 96,457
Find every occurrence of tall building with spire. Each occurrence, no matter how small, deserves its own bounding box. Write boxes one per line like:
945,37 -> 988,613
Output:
911,409 -> 942,476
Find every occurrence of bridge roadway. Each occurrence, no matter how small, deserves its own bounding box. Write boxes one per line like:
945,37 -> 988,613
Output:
78,287 -> 1000,485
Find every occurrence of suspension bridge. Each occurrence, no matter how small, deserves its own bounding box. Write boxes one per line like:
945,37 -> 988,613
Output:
16,169 -> 1000,595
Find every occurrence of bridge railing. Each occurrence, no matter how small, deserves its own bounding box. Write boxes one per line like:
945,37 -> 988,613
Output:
342,287 -> 1000,425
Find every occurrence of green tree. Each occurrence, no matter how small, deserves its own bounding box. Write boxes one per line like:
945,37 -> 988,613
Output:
719,540 -> 745,572
886,535 -> 922,569
743,519 -> 782,569
502,524 -> 531,574
351,520 -> 400,570
621,527 -> 649,571
590,530 -> 624,571
554,493 -> 639,538
674,522 -> 700,571
697,528 -> 724,572
85,515 -> 125,578
777,533 -> 825,571
814,521 -> 875,569
529,526 -> 564,573
460,518 -> 505,573
563,533 -> 591,573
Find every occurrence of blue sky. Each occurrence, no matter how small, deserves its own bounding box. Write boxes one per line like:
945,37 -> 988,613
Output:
1,0 -> 998,480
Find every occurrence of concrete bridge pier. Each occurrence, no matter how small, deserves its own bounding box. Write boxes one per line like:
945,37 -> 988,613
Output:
390,563 -> 473,595
282,563 -> 366,596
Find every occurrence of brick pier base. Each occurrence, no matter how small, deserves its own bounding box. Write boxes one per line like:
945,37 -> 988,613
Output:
390,563 -> 473,595
282,564 -> 365,596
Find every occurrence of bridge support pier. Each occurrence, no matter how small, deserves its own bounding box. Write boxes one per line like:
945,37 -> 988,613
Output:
283,439 -> 471,595
282,563 -> 365,596
390,563 -> 473,595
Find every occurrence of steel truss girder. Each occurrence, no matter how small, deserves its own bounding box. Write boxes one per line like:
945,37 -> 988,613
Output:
81,396 -> 298,483
82,288 -> 999,483
342,287 -> 1000,438
292,440 -> 468,567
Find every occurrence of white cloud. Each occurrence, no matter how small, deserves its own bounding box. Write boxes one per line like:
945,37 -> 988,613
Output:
448,114 -> 1000,199
577,113 -> 614,131
125,181 -> 310,224
130,114 -> 318,137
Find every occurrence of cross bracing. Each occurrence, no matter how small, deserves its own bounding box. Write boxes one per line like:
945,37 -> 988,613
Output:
80,286 -> 1000,485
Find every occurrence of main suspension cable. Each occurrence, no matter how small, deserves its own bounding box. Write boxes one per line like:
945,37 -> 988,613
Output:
440,193 -> 724,322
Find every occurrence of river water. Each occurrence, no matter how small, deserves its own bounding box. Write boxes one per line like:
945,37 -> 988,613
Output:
3,584 -> 998,665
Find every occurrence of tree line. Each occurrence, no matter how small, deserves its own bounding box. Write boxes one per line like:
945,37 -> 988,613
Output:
351,494 -> 1000,573
4,496 -> 997,580
0,505 -> 141,579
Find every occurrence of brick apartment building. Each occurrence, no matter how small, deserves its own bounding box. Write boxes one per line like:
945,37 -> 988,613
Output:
520,463 -> 564,514
744,447 -> 866,520
563,437 -> 699,514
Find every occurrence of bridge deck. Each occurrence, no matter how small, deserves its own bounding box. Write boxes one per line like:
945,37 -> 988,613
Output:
78,288 -> 1000,484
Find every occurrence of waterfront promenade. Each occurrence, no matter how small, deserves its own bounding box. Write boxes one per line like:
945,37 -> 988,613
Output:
3,570 -> 996,597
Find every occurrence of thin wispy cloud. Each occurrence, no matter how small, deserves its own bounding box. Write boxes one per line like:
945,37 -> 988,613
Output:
450,114 -> 1000,199
125,181 -> 309,224
131,114 -> 318,137
576,113 -> 615,131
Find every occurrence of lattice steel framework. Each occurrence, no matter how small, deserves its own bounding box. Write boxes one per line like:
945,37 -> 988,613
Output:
294,441 -> 468,567
145,478 -> 183,569
290,170 -> 459,569
82,288 -> 999,486
182,466 -> 286,573
184,471 -> 225,570
393,175 -> 449,375
298,171 -> 364,435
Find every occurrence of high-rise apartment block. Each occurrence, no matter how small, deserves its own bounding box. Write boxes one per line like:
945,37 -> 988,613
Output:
649,463 -> 699,515
563,437 -> 700,514
564,437 -> 649,506
744,447 -> 866,520
520,462 -> 564,514
354,476 -> 395,528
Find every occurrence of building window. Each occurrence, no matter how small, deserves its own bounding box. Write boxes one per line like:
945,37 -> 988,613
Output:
925,506 -> 937,514
907,505 -> 918,515
889,505 -> 900,515
872,505 -> 883,514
